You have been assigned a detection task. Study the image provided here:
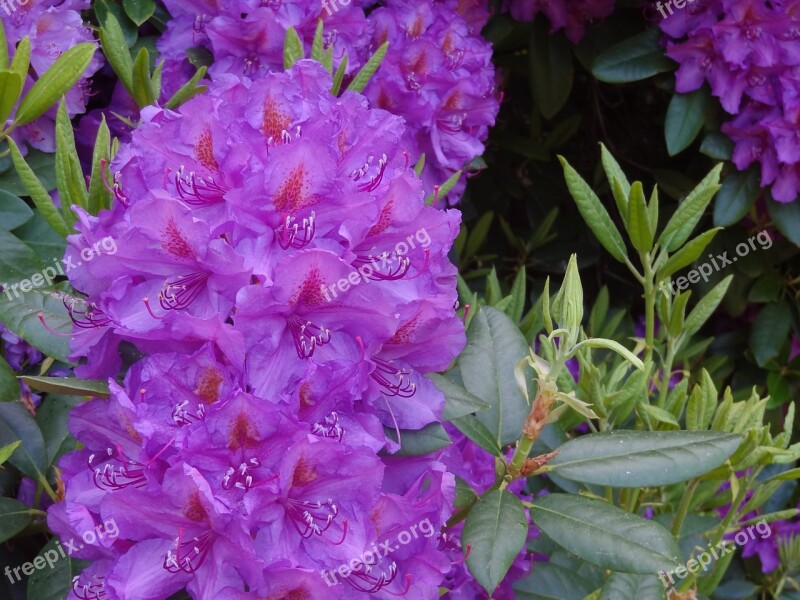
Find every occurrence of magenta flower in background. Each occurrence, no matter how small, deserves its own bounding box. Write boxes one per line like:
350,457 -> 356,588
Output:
660,0 -> 800,202
50,60 -> 467,599
504,0 -> 617,42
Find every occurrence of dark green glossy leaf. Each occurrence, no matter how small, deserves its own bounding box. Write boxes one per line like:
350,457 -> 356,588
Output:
592,29 -> 674,83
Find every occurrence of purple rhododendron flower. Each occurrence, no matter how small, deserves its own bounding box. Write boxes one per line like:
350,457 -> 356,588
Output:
504,0 -> 617,42
365,0 -> 499,203
50,60 -> 466,599
660,0 -> 800,202
2,1 -> 101,152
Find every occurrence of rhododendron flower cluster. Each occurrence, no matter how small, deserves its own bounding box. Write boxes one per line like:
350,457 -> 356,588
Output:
365,0 -> 498,203
2,0 -> 101,152
504,0 -> 617,42
48,60 -> 467,599
153,0 -> 498,203
660,0 -> 800,202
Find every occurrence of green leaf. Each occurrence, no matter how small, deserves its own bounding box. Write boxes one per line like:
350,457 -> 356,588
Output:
600,572 -> 666,600
657,228 -> 722,281
767,198 -> 800,246
0,71 -> 22,124
383,422 -> 451,456
572,338 -> 644,370
463,490 -> 529,594
683,274 -> 733,338
513,562 -> 595,600
0,20 -> 7,69
450,415 -> 503,457
123,0 -> 156,26
164,65 -> 207,110
638,403 -> 680,428
546,430 -> 741,487
713,168 -> 760,227
13,212 -> 67,261
425,170 -> 462,205
0,228 -> 44,283
459,307 -> 531,446
0,355 -> 17,403
55,99 -> 88,212
464,211 -> 493,260
8,131 -> 70,238
0,401 -> 47,479
0,497 -> 32,544
311,19 -> 324,61
0,288 -> 72,363
347,41 -> 388,93
427,373 -> 490,420
330,54 -> 348,96
626,181 -> 653,252
283,26 -> 304,70
131,46 -> 156,107
27,538 -> 90,600
0,189 -> 33,230
748,273 -> 784,304
529,20 -> 574,119
0,440 -> 21,464
559,156 -> 627,263
9,37 -> 31,89
600,143 -> 630,217
35,394 -> 81,467
592,29 -> 675,83
699,133 -> 733,161
751,302 -> 792,367
658,164 -> 722,252
665,89 -> 708,156
99,12 -> 134,93
530,494 -> 680,573
19,376 -> 110,398
14,43 -> 97,126
87,115 -> 112,214
507,266 -> 527,324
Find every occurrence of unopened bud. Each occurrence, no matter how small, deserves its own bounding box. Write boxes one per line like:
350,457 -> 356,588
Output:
552,254 -> 583,340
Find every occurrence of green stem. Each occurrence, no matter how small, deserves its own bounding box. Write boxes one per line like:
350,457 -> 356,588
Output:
672,478 -> 700,537
657,341 -> 675,409
642,255 -> 656,364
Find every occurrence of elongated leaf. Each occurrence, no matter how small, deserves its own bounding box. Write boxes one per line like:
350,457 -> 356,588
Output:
658,164 -> 722,252
14,43 -> 96,126
383,422 -> 451,456
428,373 -> 489,420
0,228 -> 44,283
311,19 -> 324,61
131,46 -> 155,107
627,181 -> 653,252
0,497 -> 32,544
0,288 -> 72,363
683,274 -> 733,338
0,189 -> 33,230
55,100 -> 88,211
507,266 -> 527,324
87,115 -> 112,214
592,29 -> 675,83
426,170 -> 462,205
347,41 -> 388,93
463,490 -> 529,594
9,37 -> 30,88
559,156 -> 627,263
459,307 -> 531,446
35,394 -> 81,467
572,338 -> 644,370
751,302 -> 792,367
657,228 -> 721,281
514,562 -> 595,600
530,494 -> 681,573
164,65 -> 207,110
546,430 -> 741,487
600,572 -> 666,600
283,26 -> 304,70
27,538 -> 90,600
450,415 -> 503,456
0,355 -> 16,403
19,376 -> 109,398
529,19 -> 574,119
600,143 -> 630,216
0,402 -> 47,479
0,71 -> 22,124
330,54 -> 348,96
713,169 -> 760,227
99,13 -> 134,93
0,440 -> 21,464
665,89 -> 708,156
7,136 -> 69,238
0,20 -> 7,69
